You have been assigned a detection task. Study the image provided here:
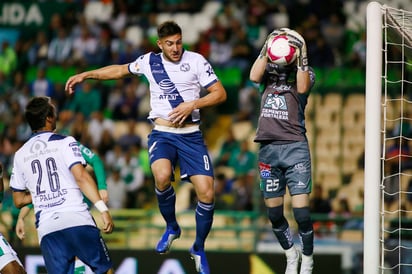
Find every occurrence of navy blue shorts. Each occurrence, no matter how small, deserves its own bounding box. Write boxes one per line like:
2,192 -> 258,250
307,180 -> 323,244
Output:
258,141 -> 312,198
148,128 -> 214,181
40,225 -> 112,274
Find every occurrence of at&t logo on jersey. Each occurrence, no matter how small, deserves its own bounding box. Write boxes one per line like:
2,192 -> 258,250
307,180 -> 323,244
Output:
259,162 -> 271,178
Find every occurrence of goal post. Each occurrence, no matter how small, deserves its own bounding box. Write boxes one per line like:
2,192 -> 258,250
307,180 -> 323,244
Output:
365,2 -> 412,273
364,2 -> 382,274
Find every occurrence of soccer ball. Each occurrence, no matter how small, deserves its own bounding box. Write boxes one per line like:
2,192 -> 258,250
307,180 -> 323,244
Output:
267,35 -> 297,66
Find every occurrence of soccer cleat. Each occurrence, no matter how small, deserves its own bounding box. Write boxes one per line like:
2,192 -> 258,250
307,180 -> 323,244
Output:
300,254 -> 313,274
190,246 -> 210,274
285,245 -> 300,274
155,227 -> 181,254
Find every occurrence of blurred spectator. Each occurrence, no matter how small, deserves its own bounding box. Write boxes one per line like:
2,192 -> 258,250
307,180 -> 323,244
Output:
47,27 -> 73,66
117,119 -> 142,151
109,0 -> 128,36
214,172 -> 235,210
0,41 -> 17,76
70,112 -> 91,146
97,128 -> 116,159
209,28 -> 232,68
320,13 -> 345,64
30,67 -> 55,97
112,81 -> 140,120
72,26 -> 99,66
94,25 -> 113,66
67,81 -> 102,119
310,184 -> 332,214
228,140 -> 256,211
236,80 -> 259,122
27,31 -> 49,68
215,128 -> 240,168
9,71 -> 30,111
349,30 -> 366,69
117,148 -> 145,208
106,166 -> 127,209
245,13 -> 267,57
87,110 -> 115,149
229,26 -> 254,74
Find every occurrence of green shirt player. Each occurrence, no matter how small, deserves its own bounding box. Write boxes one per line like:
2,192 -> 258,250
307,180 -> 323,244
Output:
16,142 -> 108,274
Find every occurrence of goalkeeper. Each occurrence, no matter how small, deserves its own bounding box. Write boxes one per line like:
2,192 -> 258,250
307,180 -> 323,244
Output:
250,28 -> 315,274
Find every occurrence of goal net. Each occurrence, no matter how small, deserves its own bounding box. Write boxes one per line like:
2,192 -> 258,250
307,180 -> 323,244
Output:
365,2 -> 412,274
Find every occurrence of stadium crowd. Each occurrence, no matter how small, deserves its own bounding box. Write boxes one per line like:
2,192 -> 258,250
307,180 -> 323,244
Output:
0,0 -> 367,212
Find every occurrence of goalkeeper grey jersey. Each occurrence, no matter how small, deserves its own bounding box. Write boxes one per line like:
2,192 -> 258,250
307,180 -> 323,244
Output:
254,69 -> 315,143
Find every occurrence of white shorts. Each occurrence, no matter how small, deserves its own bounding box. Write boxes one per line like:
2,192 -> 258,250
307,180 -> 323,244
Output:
0,235 -> 23,270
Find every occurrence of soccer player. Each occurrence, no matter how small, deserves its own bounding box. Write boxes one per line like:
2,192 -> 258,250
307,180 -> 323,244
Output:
64,21 -> 227,274
250,28 -> 315,274
9,96 -> 114,274
0,162 -> 26,274
15,141 -> 109,274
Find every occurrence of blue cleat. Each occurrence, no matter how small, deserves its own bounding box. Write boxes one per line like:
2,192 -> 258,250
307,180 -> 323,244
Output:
189,246 -> 210,274
155,227 -> 181,254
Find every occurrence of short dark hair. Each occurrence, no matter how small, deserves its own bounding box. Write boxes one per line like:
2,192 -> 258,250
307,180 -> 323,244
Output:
157,21 -> 182,39
25,96 -> 55,131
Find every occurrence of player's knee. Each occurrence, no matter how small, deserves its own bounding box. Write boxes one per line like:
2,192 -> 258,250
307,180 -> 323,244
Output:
267,205 -> 288,229
293,207 -> 313,232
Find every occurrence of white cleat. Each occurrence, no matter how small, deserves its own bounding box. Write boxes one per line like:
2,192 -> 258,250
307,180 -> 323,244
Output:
285,245 -> 300,274
300,254 -> 313,274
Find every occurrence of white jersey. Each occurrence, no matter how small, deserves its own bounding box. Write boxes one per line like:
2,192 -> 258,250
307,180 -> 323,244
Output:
128,50 -> 219,122
10,132 -> 95,242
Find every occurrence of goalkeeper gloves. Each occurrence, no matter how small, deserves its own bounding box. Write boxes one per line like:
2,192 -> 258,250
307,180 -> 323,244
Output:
286,30 -> 309,71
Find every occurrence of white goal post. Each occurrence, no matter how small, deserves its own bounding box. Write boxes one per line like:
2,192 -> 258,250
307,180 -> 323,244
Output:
365,2 -> 382,273
365,2 -> 412,273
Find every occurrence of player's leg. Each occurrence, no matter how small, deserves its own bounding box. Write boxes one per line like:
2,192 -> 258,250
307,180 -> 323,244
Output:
286,141 -> 314,274
189,174 -> 214,274
0,234 -> 26,274
149,131 -> 181,254
68,226 -> 113,274
1,260 -> 26,274
40,231 -> 75,274
259,143 -> 299,273
178,132 -> 214,274
291,194 -> 314,274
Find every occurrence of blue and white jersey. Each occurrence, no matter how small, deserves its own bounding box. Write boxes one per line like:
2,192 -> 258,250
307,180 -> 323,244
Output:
128,50 -> 219,122
10,132 -> 95,242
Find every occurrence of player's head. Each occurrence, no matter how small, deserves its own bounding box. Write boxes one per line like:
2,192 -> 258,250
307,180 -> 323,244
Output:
25,96 -> 57,132
157,21 -> 183,62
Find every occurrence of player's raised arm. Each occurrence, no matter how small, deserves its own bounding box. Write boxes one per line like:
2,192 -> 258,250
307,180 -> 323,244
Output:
65,64 -> 131,94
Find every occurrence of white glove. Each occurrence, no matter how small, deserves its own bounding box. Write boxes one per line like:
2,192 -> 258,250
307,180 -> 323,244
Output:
286,29 -> 308,71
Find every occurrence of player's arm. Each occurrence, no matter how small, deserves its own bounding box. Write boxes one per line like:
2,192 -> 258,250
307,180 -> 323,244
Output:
70,163 -> 114,233
168,80 -> 227,126
65,64 -> 131,94
79,143 -> 108,202
286,30 -> 311,94
16,204 -> 33,240
250,54 -> 268,83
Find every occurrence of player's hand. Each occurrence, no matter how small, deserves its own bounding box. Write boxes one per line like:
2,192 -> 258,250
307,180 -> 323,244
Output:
65,73 -> 86,94
101,211 -> 114,234
16,218 -> 25,240
168,101 -> 195,126
99,189 -> 109,204
286,30 -> 308,71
